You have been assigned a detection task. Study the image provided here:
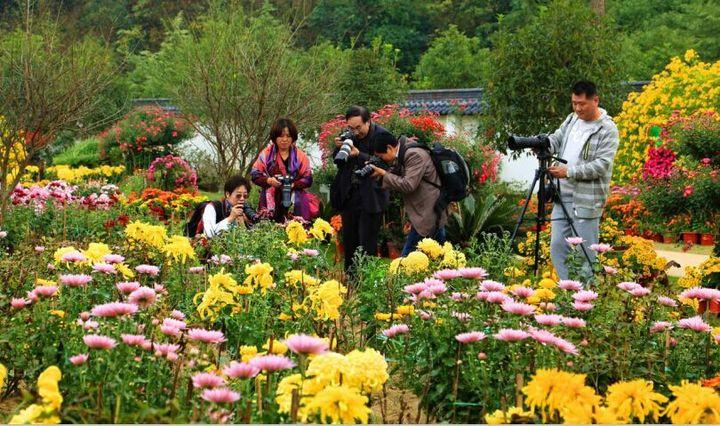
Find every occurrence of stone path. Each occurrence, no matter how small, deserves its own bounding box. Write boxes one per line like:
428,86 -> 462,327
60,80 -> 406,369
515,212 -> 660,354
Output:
655,249 -> 710,277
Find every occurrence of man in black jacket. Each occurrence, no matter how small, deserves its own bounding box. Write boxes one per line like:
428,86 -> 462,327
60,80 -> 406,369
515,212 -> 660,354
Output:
330,106 -> 395,273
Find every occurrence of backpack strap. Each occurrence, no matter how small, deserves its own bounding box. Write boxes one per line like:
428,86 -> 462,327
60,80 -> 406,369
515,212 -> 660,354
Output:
398,137 -> 441,188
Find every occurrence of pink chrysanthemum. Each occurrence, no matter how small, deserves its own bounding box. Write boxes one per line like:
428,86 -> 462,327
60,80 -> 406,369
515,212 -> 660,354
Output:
480,280 -> 506,292
565,237 -> 584,245
455,331 -> 487,343
457,267 -> 488,280
433,269 -> 462,280
452,311 -> 472,322
69,354 -> 89,365
153,343 -> 180,357
403,282 -> 427,295
511,286 -> 535,298
171,310 -> 185,320
83,320 -> 99,330
572,301 -> 594,312
189,266 -> 205,274
128,287 -> 157,308
560,317 -> 586,328
485,291 -> 511,304
535,314 -> 563,326
224,361 -> 260,379
135,264 -> 160,276
551,337 -> 579,355
284,334 -> 329,355
192,372 -> 226,389
501,301 -> 536,316
34,285 -> 58,297
650,321 -> 673,334
26,290 -> 38,303
11,298 -> 28,309
34,246 -> 45,252
303,248 -> 319,257
92,262 -> 116,274
116,281 -> 141,294
657,296 -> 678,307
529,328 -> 559,345
202,388 -> 240,404
629,287 -> 651,297
84,334 -> 117,350
603,265 -> 618,275
680,287 -> 720,301
161,325 -> 182,337
187,328 -> 226,344
382,324 -> 410,338
557,280 -> 583,291
102,254 -> 125,264
589,243 -> 613,253
572,290 -> 598,303
91,302 -> 138,317
249,355 -> 295,372
122,334 -> 150,347
60,274 -> 92,287
61,251 -> 86,262
163,318 -> 186,330
494,329 -> 530,342
425,281 -> 447,295
677,316 -> 712,333
617,282 -> 641,292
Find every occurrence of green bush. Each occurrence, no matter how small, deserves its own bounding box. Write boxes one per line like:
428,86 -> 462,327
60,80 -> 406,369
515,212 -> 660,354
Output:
52,137 -> 101,167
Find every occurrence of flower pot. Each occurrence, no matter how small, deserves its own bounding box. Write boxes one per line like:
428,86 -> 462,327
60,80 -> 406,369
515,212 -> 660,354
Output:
700,233 -> 715,246
662,234 -> 675,244
651,233 -> 664,243
387,242 -> 401,259
682,232 -> 700,245
698,300 -> 720,314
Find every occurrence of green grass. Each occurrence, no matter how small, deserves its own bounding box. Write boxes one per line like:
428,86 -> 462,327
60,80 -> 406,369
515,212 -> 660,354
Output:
653,241 -> 714,256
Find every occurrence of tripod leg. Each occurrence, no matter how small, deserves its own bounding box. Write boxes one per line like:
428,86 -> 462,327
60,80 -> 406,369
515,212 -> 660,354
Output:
510,170 -> 541,246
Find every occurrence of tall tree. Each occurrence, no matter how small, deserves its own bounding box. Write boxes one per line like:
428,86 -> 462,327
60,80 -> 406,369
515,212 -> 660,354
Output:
483,0 -> 626,149
138,5 -> 344,178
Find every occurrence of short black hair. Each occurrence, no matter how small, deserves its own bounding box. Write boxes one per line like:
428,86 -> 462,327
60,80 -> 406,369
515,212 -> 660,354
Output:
572,80 -> 598,98
269,117 -> 298,144
373,132 -> 398,154
345,105 -> 371,123
224,175 -> 250,195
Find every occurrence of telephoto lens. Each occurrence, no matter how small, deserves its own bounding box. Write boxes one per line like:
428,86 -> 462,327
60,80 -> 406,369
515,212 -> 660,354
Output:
334,129 -> 355,163
507,134 -> 551,151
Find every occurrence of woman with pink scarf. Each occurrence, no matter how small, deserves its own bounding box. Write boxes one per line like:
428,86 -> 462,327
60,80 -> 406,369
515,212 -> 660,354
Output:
251,118 -> 316,222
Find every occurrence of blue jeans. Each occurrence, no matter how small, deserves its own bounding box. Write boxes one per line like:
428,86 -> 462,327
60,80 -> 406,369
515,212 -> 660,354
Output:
401,226 -> 446,257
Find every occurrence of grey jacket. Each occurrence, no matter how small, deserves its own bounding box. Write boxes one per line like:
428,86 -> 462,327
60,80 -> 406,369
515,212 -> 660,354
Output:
382,139 -> 448,236
548,109 -> 619,218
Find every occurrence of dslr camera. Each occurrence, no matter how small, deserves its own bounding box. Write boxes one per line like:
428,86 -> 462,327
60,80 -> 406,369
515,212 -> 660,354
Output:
507,134 -> 551,152
238,202 -> 259,223
334,128 -> 355,163
355,156 -> 389,179
275,174 -> 294,208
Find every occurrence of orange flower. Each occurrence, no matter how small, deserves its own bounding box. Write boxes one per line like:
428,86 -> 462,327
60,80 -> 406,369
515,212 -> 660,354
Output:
702,374 -> 720,388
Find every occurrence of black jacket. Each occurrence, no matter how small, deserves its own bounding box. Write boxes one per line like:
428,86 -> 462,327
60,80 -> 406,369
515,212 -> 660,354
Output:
330,123 -> 393,213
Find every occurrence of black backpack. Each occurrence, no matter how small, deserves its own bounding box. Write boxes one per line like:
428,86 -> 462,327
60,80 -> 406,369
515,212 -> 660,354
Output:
400,137 -> 470,214
185,200 -> 224,238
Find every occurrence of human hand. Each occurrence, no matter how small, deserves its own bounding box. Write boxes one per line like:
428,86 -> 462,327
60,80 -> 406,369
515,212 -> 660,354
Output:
334,137 -> 342,148
548,165 -> 568,178
266,177 -> 282,188
350,146 -> 360,157
369,165 -> 387,179
229,203 -> 244,222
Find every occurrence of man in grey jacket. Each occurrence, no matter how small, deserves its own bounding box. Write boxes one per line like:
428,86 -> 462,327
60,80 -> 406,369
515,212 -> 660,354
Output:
368,136 -> 448,256
546,80 -> 619,280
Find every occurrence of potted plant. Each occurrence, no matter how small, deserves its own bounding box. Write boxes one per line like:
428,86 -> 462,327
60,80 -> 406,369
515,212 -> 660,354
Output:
699,221 -> 716,246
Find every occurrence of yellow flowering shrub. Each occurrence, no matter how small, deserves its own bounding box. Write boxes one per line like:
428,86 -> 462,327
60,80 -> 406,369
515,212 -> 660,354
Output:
40,164 -> 125,184
620,236 -> 667,280
614,50 -> 720,183
1,115 -> 26,186
679,256 -> 720,288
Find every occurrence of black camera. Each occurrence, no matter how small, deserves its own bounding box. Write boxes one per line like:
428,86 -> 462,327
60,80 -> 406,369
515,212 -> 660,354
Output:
275,175 -> 294,208
239,203 -> 259,223
334,128 -> 356,163
354,156 -> 389,178
508,134 -> 551,151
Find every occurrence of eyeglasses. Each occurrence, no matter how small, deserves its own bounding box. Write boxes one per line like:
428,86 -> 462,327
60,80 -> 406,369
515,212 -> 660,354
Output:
348,123 -> 365,133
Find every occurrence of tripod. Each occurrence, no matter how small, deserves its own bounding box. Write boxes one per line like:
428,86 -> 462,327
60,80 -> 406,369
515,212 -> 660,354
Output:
509,148 -> 595,277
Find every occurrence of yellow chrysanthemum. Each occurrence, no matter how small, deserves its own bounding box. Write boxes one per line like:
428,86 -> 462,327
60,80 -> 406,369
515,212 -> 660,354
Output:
263,339 -> 288,355
561,402 -> 622,424
485,406 -> 534,424
240,345 -> 259,363
537,278 -> 556,289
302,385 -> 370,424
286,220 -> 309,245
114,263 -> 135,279
389,251 -> 430,275
308,280 -> 346,321
82,243 -> 112,264
306,352 -> 352,387
37,366 -> 62,410
345,348 -> 389,394
663,381 -> 720,424
416,238 -> 444,259
36,278 -> 57,287
605,379 -> 668,423
309,218 -> 334,240
0,363 -> 6,391
244,262 -> 275,292
162,235 -> 196,264
522,369 -> 600,421
395,305 -> 414,316
53,246 -> 78,264
285,270 -> 320,287
8,404 -> 60,424
124,221 -> 168,252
